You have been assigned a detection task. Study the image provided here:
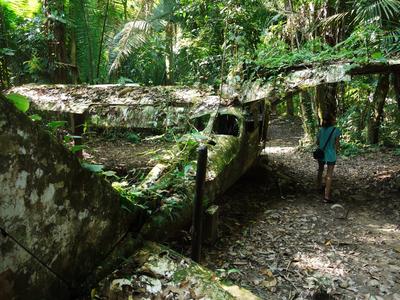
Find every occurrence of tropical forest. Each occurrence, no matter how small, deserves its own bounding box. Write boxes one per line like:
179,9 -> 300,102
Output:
1,0 -> 400,299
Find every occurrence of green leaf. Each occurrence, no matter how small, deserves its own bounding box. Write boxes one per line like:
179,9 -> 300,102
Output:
183,164 -> 193,176
81,163 -> 104,172
102,170 -> 118,177
227,268 -> 241,275
70,145 -> 86,154
0,48 -> 15,56
6,93 -> 30,112
29,114 -> 42,121
371,52 -> 386,61
47,121 -> 67,130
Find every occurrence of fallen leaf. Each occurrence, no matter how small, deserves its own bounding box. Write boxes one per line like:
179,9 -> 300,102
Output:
261,277 -> 277,289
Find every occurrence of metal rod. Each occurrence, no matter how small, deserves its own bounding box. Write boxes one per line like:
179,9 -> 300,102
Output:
0,226 -> 71,289
191,145 -> 207,262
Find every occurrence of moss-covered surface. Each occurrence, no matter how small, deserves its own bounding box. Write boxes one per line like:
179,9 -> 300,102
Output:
0,95 -> 141,300
93,241 -> 260,299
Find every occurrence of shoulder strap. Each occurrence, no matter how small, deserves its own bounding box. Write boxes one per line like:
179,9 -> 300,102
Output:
322,127 -> 336,150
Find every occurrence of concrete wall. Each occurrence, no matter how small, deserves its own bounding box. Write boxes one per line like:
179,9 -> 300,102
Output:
0,96 -> 134,299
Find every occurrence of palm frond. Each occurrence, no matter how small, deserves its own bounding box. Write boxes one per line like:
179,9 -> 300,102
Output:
382,28 -> 400,53
108,20 -> 152,74
319,12 -> 349,29
352,0 -> 400,25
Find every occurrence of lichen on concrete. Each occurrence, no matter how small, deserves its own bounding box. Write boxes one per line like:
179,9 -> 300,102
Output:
93,242 -> 259,299
0,95 -> 139,300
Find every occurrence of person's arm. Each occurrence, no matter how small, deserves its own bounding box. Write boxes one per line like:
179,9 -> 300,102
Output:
316,130 -> 320,146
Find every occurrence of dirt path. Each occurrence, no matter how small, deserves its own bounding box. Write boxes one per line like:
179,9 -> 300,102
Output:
199,117 -> 400,300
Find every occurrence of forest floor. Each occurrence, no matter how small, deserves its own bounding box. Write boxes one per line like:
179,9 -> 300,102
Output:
82,118 -> 400,300
195,117 -> 400,300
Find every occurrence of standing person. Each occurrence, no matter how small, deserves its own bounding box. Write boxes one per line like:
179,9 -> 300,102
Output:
316,113 -> 341,203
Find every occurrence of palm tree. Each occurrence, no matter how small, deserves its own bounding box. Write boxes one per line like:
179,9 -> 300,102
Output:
108,0 -> 179,84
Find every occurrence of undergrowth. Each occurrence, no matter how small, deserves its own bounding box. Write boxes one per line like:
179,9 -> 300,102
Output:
111,133 -> 203,219
256,25 -> 390,74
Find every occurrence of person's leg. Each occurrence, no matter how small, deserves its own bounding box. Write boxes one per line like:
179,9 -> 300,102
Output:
317,160 -> 324,190
324,164 -> 335,201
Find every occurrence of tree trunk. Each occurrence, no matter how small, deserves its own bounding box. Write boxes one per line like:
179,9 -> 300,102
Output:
337,82 -> 345,114
0,6 -> 10,90
315,83 -> 338,124
286,94 -> 294,117
70,31 -> 78,84
299,90 -> 316,141
80,0 -> 94,83
367,73 -> 389,144
96,0 -> 110,80
391,71 -> 400,139
357,98 -> 371,132
165,22 -> 175,85
122,0 -> 128,21
44,0 -> 68,83
335,0 -> 348,44
392,71 -> 400,110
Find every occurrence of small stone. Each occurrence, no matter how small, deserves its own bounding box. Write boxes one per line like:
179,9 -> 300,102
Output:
367,279 -> 380,287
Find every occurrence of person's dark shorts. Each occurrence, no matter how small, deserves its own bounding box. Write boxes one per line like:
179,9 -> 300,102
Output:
318,160 -> 336,166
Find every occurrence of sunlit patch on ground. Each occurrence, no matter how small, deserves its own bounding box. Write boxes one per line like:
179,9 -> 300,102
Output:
263,146 -> 296,155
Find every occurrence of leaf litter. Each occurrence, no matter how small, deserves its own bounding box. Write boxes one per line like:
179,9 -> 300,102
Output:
193,117 -> 400,300
81,116 -> 400,299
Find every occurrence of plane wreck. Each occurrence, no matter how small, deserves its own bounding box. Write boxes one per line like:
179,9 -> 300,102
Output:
1,84 -> 269,299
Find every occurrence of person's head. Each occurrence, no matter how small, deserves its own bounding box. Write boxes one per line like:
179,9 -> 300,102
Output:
322,113 -> 336,128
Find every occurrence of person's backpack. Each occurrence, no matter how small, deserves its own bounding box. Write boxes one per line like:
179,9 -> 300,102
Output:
313,127 -> 336,160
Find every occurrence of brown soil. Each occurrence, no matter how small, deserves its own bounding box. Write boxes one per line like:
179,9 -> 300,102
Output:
198,117 -> 400,300
83,133 -> 174,181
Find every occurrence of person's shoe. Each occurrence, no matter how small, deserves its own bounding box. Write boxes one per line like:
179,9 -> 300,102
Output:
323,197 -> 334,203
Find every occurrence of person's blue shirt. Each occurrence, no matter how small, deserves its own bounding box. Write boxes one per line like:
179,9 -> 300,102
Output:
317,126 -> 341,162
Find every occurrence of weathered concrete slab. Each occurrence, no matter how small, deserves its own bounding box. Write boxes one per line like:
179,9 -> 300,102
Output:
242,59 -> 400,104
93,241 -> 260,300
8,84 -> 223,131
0,96 -> 137,299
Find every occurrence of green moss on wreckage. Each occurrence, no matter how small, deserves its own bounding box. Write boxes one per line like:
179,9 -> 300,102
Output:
116,103 -> 269,241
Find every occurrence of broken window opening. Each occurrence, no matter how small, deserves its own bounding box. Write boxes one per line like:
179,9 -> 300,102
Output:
244,108 -> 257,133
191,114 -> 210,132
212,114 -> 240,137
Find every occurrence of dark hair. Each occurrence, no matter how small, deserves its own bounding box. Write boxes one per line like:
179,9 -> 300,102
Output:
322,113 -> 335,128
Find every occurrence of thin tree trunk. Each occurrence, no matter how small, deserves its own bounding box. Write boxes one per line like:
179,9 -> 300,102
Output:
357,98 -> 371,133
80,0 -> 94,83
286,94 -> 294,117
70,31 -> 78,84
123,0 -> 128,21
392,71 -> 400,110
300,90 -> 316,141
336,0 -> 347,44
96,0 -> 110,80
0,6 -> 9,89
165,22 -> 174,85
367,73 -> 389,144
391,71 -> 400,139
44,0 -> 68,83
315,85 -> 326,125
337,82 -> 345,114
